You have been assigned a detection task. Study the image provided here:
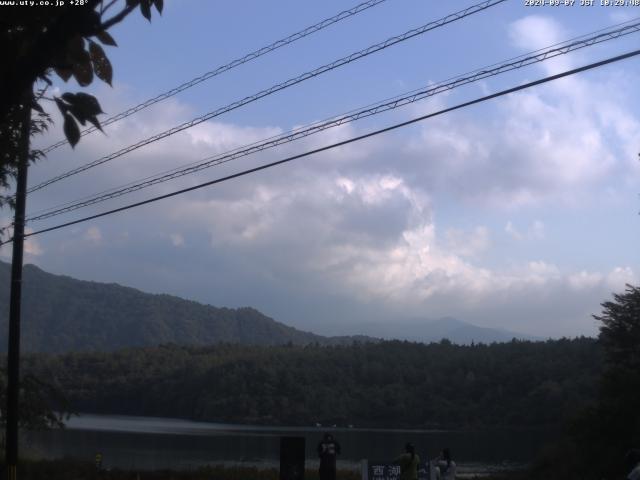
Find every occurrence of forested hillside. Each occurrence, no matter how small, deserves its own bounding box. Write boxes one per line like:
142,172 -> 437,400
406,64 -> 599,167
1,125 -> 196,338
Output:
0,262 -> 372,352
24,337 -> 600,429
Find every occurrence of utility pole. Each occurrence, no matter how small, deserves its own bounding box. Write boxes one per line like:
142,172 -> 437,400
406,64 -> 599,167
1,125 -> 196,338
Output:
5,89 -> 32,480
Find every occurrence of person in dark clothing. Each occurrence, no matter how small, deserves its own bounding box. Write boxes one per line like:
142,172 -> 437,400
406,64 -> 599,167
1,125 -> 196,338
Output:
395,442 -> 421,480
317,433 -> 341,480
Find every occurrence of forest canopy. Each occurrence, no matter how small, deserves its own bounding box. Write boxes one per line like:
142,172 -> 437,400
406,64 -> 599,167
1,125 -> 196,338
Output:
21,337 -> 601,429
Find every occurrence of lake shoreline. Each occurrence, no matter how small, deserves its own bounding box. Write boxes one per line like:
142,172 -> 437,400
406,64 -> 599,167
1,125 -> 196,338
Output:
63,411 -> 560,434
63,411 -> 559,436
15,458 -> 528,480
23,413 -> 551,473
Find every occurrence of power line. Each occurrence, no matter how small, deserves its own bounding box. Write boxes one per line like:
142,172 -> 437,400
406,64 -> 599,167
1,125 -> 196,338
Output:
24,19 -> 640,223
7,48 -> 639,246
40,0 -> 391,154
27,0 -> 507,195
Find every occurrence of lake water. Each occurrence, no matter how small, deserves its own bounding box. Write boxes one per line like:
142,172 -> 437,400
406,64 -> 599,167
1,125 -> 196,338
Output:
23,414 -> 554,473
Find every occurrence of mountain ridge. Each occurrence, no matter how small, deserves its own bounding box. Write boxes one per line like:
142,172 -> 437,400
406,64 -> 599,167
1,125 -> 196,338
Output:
0,261 -> 536,352
0,261 -> 375,352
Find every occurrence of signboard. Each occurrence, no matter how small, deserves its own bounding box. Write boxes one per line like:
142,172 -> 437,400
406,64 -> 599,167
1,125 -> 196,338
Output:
365,460 -> 433,480
280,436 -> 306,480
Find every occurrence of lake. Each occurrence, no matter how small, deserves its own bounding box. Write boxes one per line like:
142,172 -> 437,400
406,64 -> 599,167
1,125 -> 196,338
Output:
23,414 -> 554,473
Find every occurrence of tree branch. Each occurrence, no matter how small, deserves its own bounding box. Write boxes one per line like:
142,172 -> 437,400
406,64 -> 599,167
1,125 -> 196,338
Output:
100,4 -> 136,31
101,0 -> 119,16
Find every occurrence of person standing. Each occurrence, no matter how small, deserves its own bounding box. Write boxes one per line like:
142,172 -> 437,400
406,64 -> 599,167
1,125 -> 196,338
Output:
432,448 -> 456,480
395,443 -> 421,480
626,449 -> 640,480
318,433 -> 341,480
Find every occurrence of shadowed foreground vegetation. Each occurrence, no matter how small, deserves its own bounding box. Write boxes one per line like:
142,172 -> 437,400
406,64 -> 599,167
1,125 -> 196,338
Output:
14,459 -> 361,480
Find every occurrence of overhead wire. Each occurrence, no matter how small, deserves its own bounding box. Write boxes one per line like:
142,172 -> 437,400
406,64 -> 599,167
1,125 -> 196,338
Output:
40,0 -> 392,154
23,18 -> 640,222
27,0 -> 507,195
4,47 -> 638,246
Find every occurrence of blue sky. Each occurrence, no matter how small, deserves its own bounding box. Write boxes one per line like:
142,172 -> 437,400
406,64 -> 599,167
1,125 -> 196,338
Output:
4,0 -> 640,338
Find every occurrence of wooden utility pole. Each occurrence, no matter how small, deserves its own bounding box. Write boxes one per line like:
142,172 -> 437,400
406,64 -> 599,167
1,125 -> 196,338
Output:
5,89 -> 32,480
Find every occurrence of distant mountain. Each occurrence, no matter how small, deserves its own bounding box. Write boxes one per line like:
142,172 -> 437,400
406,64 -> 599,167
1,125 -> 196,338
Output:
361,316 -> 538,345
417,316 -> 538,344
0,261 -> 375,353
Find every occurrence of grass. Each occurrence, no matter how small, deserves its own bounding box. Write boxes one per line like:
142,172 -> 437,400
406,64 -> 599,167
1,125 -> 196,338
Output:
9,458 -> 363,480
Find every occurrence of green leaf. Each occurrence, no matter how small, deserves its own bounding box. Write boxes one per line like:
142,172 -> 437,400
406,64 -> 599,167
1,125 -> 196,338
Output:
140,0 -> 152,21
88,40 -> 113,86
96,30 -> 117,47
63,113 -> 81,148
153,0 -> 163,14
126,0 -> 140,6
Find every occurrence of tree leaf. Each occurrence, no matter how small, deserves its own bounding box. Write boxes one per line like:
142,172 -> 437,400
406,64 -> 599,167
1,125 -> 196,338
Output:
126,0 -> 140,6
153,0 -> 163,14
66,92 -> 105,127
38,74 -> 53,86
65,35 -> 93,86
73,92 -> 103,116
140,0 -> 152,21
31,100 -> 45,114
86,115 -> 104,132
61,92 -> 76,103
54,67 -> 73,82
72,57 -> 93,87
88,40 -> 113,86
96,30 -> 117,47
63,113 -> 81,148
66,35 -> 87,64
54,97 -> 68,114
69,106 -> 87,125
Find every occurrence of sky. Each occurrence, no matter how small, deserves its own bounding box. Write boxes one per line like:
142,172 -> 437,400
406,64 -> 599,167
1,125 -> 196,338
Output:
3,0 -> 640,338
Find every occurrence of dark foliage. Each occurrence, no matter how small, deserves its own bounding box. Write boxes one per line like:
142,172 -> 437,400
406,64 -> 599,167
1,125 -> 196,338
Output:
23,337 -> 601,429
0,366 -> 69,431
0,0 -> 162,210
526,285 -> 640,480
15,459 -> 360,480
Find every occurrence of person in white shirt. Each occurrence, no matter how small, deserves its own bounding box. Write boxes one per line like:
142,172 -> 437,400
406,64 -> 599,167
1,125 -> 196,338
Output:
626,449 -> 640,480
432,448 -> 456,480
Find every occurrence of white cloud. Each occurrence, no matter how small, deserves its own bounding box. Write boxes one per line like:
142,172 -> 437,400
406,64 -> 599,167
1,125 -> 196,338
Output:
568,270 -> 603,291
509,16 -> 573,75
0,223 -> 43,259
606,266 -> 637,291
84,226 -> 102,244
444,226 -> 490,258
24,231 -> 43,256
509,16 -> 565,51
505,220 -> 545,241
505,221 -> 522,241
15,20 -> 640,340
